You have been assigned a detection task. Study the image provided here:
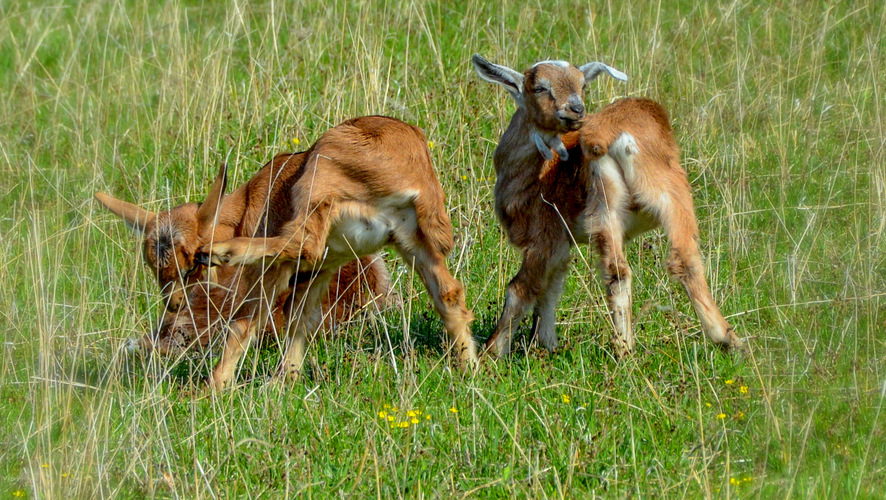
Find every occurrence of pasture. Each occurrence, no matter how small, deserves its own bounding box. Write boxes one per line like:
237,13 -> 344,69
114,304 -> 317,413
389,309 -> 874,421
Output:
0,0 -> 883,496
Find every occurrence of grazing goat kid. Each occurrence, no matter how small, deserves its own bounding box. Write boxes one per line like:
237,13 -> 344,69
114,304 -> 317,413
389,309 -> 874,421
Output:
152,254 -> 390,355
95,152 -> 392,353
472,54 -> 742,358
198,116 -> 477,389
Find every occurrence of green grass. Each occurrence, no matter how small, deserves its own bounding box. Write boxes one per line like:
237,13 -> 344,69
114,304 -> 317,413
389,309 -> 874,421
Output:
1,0 -> 884,497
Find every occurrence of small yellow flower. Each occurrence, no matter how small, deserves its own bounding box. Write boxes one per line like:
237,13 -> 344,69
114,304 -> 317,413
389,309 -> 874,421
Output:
62,473 -> 69,478
740,386 -> 748,394
387,416 -> 394,422
743,476 -> 753,483
291,137 -> 301,146
41,464 -> 48,468
736,411 -> 745,419
461,175 -> 467,181
725,379 -> 734,385
425,414 -> 431,420
717,413 -> 726,419
730,477 -> 739,485
407,410 -> 417,417
705,402 -> 712,408
383,404 -> 391,409
378,411 -> 387,419
449,407 -> 458,414
427,140 -> 435,149
13,492 -> 25,498
561,394 -> 571,404
410,418 -> 419,424
398,421 -> 409,428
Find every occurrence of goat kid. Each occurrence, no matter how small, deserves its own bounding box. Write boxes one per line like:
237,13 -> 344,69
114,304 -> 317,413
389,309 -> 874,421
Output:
95,151 -> 392,354
153,254 -> 390,355
196,116 -> 477,389
472,54 -> 743,358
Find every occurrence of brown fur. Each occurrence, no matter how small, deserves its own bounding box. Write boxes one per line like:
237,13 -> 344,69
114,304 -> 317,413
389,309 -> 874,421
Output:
95,151 -> 393,353
151,255 -> 392,354
473,55 -> 742,357
199,116 -> 476,389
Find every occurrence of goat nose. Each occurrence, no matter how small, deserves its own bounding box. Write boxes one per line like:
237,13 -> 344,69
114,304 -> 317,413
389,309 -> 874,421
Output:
569,102 -> 585,116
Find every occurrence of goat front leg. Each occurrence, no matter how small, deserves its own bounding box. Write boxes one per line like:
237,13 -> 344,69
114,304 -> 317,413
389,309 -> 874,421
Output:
270,273 -> 330,384
486,247 -> 553,357
531,242 -> 572,352
208,317 -> 257,390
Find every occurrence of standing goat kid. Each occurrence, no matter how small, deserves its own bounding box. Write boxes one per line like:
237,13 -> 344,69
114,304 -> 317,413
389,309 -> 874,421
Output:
472,54 -> 742,357
198,116 -> 477,388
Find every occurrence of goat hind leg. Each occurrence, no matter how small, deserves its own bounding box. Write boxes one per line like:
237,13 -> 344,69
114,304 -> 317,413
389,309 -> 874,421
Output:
594,229 -> 634,358
397,244 -> 477,367
657,193 -> 742,350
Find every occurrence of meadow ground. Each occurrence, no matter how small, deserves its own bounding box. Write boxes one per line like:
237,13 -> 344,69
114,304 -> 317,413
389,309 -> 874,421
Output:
0,0 -> 883,497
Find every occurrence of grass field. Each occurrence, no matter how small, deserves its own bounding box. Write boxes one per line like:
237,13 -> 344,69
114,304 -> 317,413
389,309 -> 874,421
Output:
1,0 -> 884,497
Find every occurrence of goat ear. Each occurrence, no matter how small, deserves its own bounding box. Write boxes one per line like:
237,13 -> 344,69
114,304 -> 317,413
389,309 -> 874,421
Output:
196,163 -> 228,233
472,54 -> 525,102
579,62 -> 628,83
95,192 -> 157,233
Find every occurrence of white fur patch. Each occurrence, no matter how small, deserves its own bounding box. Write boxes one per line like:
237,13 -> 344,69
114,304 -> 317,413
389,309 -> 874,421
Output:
609,133 -> 639,183
532,60 -> 572,69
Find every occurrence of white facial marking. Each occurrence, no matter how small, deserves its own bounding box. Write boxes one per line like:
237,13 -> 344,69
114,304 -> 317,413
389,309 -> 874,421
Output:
532,60 -> 571,69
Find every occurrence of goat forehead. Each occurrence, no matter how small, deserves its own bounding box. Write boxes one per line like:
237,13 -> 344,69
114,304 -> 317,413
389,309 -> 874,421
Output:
530,65 -> 583,90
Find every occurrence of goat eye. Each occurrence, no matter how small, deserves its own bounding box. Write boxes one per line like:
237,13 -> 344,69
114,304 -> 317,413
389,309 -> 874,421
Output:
182,264 -> 199,278
532,87 -> 547,94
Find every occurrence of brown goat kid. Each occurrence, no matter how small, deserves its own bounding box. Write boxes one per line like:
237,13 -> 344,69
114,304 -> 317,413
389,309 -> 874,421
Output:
472,54 -> 742,358
95,151 -> 392,354
197,116 -> 477,389
153,254 -> 390,355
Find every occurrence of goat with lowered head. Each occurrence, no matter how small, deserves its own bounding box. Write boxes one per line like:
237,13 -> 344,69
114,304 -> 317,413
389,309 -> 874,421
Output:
95,151 -> 393,357
195,116 -> 477,389
472,54 -> 743,358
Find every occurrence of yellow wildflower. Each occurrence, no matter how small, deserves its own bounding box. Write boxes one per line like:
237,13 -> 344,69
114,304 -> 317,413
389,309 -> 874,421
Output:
461,175 -> 467,181
411,418 -> 419,424
398,421 -> 409,428
725,379 -> 734,385
717,413 -> 726,419
562,394 -> 571,404
291,137 -> 301,146
387,416 -> 394,422
740,386 -> 748,394
449,407 -> 458,414
13,492 -> 25,498
407,410 -> 417,417
425,415 -> 431,420
736,411 -> 745,419
730,477 -> 739,485
705,402 -> 711,408
428,140 -> 435,149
